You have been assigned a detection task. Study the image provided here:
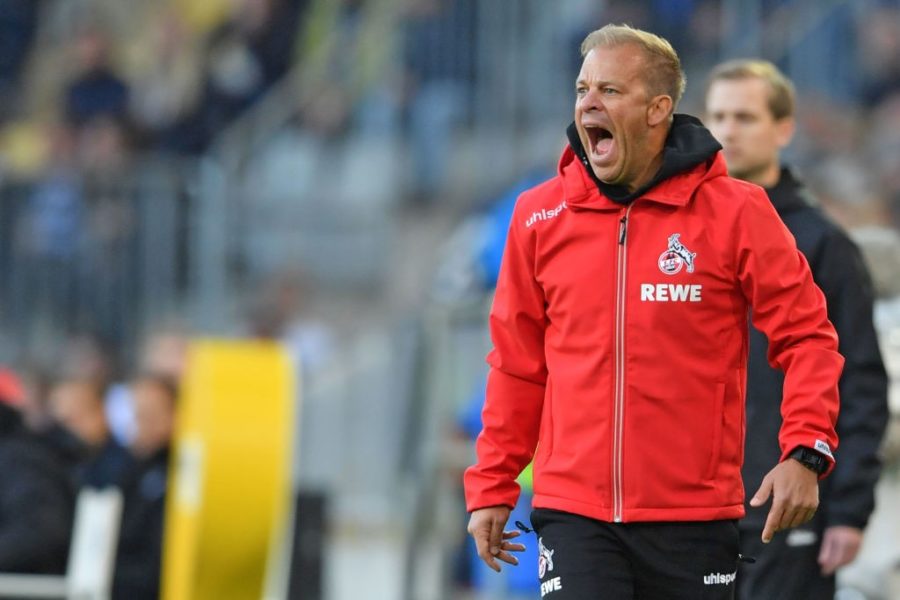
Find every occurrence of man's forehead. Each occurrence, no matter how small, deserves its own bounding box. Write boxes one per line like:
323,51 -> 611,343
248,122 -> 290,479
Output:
578,44 -> 648,80
707,78 -> 770,109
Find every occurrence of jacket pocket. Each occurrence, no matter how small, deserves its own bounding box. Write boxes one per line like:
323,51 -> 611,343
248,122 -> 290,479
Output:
703,381 -> 726,480
535,383 -> 554,467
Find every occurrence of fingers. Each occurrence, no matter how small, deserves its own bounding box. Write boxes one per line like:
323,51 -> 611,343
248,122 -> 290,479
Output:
468,513 -> 500,572
494,534 -> 528,566
502,540 -> 526,553
758,460 -> 819,543
818,528 -> 863,575
818,534 -> 839,576
784,506 -> 810,530
761,501 -> 783,543
773,502 -> 817,538
489,516 -> 505,556
750,474 -> 773,508
471,527 -> 499,572
495,549 -> 520,567
473,532 -> 526,572
468,507 -> 516,572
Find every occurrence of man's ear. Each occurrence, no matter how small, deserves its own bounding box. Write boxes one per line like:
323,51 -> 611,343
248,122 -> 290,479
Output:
775,116 -> 795,149
647,95 -> 673,127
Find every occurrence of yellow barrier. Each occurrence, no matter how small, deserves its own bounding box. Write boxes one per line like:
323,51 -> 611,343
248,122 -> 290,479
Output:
162,339 -> 297,600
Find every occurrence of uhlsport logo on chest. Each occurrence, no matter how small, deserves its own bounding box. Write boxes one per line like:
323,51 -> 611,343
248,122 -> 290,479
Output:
525,200 -> 567,228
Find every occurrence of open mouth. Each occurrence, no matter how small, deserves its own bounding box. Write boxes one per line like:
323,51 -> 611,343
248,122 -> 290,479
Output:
584,124 -> 614,158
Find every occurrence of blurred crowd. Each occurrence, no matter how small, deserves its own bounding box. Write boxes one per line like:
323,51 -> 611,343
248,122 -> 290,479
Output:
0,331 -> 179,599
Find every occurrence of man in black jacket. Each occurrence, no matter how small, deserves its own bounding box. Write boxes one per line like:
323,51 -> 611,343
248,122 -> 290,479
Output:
705,59 -> 889,599
113,373 -> 177,600
0,373 -> 75,574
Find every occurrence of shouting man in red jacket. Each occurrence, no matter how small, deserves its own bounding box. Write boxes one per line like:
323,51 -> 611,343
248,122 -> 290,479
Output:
464,24 -> 843,600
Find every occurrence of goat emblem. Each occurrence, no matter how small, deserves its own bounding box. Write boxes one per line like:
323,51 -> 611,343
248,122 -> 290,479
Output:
658,233 -> 696,275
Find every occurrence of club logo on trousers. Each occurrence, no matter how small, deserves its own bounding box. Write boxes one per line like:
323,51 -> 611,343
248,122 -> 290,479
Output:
658,233 -> 696,275
538,537 -> 555,578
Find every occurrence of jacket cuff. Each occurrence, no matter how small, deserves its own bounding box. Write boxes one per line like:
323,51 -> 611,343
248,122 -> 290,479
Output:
780,439 -> 835,479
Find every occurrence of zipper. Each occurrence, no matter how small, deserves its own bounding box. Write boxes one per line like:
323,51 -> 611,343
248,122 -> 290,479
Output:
613,204 -> 633,522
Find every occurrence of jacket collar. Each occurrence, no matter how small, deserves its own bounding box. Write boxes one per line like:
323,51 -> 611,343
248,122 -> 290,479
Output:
559,145 -> 728,211
765,167 -> 815,216
561,114 -> 725,211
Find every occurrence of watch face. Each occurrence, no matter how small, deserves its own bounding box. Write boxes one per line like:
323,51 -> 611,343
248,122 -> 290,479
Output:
792,448 -> 826,474
803,450 -> 826,473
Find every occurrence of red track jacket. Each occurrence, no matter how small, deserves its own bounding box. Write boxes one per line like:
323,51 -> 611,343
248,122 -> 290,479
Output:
464,141 -> 842,524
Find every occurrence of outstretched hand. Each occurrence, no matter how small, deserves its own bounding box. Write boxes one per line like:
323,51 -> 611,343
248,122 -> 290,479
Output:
467,506 -> 527,572
750,458 -> 819,543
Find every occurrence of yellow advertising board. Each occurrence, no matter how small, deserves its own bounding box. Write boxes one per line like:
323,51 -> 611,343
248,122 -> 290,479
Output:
162,339 -> 296,600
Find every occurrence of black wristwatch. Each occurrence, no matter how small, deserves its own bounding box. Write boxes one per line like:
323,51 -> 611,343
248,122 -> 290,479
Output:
788,446 -> 829,475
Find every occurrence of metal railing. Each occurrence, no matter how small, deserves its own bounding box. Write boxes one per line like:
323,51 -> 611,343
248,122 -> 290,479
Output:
0,156 -> 194,364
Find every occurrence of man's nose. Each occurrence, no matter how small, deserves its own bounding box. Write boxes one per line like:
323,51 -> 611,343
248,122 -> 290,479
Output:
711,119 -> 736,142
579,89 -> 604,112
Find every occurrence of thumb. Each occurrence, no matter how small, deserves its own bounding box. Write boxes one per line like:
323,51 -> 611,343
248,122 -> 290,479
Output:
489,514 -> 505,556
749,474 -> 773,507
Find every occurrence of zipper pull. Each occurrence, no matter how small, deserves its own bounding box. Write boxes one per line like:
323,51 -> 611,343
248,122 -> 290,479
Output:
618,216 -> 628,244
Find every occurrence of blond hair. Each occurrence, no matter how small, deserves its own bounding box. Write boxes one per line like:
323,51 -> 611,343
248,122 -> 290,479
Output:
581,24 -> 686,106
706,59 -> 795,120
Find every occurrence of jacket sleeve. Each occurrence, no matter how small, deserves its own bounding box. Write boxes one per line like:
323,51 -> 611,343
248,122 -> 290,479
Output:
734,187 -> 843,477
809,229 -> 888,528
463,199 -> 547,512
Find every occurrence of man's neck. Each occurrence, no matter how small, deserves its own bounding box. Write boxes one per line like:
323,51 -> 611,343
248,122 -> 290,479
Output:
742,161 -> 781,189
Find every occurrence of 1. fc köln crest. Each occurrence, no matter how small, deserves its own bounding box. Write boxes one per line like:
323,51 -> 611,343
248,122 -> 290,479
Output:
538,537 -> 555,578
658,233 -> 696,275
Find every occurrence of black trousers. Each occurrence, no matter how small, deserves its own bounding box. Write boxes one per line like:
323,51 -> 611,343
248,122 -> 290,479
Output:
737,524 -> 835,600
530,509 -> 740,599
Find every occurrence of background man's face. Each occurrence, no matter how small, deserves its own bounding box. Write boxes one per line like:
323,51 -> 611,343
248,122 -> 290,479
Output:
705,77 -> 793,184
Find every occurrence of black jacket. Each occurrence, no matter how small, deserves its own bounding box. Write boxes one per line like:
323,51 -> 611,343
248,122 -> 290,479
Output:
0,404 -> 75,573
741,168 -> 889,530
112,447 -> 169,600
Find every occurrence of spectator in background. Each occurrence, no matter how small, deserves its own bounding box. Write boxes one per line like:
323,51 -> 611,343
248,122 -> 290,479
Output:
10,122 -> 83,340
76,115 -> 136,351
0,0 -> 40,120
245,270 -> 335,376
430,169 -> 553,304
867,93 -> 900,226
113,373 -> 177,600
47,376 -> 132,489
0,367 -> 75,574
105,326 -> 189,447
705,59 -> 889,600
857,4 -> 900,108
178,0 -> 304,153
15,363 -> 53,432
124,7 -> 202,151
402,0 -> 476,205
63,24 -> 130,129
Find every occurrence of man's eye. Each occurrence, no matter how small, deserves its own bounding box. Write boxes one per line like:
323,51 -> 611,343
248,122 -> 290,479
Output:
603,88 -> 618,95
576,88 -> 587,96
